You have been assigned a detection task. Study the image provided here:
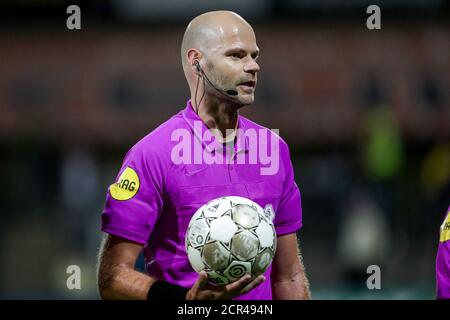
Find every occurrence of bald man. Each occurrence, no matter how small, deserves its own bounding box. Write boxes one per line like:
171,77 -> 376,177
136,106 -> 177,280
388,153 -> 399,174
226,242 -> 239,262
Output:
97,11 -> 310,300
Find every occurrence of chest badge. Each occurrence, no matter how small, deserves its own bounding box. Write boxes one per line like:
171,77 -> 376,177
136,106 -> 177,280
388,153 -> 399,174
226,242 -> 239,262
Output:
264,204 -> 275,222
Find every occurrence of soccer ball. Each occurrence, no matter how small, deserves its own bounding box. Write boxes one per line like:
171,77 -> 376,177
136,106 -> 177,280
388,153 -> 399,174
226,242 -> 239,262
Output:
185,196 -> 277,286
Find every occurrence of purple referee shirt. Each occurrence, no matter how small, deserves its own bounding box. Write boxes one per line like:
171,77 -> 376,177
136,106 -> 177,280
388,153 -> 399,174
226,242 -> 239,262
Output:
101,100 -> 303,300
436,205 -> 450,299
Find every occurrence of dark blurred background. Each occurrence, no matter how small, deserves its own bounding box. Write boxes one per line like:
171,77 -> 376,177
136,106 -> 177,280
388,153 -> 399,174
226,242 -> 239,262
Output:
0,0 -> 449,299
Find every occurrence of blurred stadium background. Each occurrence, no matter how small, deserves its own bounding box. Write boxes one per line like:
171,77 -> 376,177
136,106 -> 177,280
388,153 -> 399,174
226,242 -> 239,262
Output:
0,0 -> 449,299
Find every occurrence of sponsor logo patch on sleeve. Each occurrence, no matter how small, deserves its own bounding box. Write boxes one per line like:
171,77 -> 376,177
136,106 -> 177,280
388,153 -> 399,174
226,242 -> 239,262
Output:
440,210 -> 450,243
109,167 -> 140,201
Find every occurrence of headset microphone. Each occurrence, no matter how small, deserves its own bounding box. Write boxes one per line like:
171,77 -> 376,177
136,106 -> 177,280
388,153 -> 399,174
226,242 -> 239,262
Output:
226,89 -> 238,96
194,60 -> 238,96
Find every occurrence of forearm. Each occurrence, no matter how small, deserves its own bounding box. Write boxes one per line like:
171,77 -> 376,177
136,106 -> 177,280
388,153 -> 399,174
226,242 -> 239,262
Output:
98,264 -> 156,300
271,241 -> 311,300
272,270 -> 311,300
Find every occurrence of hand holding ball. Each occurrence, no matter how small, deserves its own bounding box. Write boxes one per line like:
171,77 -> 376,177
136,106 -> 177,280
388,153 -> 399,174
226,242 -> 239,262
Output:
185,196 -> 277,286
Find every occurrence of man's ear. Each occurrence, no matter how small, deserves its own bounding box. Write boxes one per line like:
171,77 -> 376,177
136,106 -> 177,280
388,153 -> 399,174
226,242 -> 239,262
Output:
187,49 -> 202,75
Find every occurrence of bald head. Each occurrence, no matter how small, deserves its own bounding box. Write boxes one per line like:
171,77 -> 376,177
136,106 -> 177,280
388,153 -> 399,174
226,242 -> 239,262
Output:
180,11 -> 260,107
181,11 -> 255,80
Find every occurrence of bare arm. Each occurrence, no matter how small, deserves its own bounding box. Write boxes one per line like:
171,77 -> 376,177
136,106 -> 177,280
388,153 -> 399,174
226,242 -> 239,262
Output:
271,233 -> 311,300
97,233 -> 266,300
97,234 -> 156,300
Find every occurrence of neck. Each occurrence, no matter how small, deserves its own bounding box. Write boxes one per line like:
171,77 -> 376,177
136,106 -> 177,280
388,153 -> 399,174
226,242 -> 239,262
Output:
191,95 -> 240,140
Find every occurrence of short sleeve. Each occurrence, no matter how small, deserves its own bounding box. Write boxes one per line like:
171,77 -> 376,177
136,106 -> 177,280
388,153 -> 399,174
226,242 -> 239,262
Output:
274,141 -> 303,236
437,242 -> 450,299
437,208 -> 450,299
101,145 -> 165,245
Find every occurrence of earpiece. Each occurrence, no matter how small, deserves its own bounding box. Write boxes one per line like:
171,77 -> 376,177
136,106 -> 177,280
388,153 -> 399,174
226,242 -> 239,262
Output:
193,60 -> 201,73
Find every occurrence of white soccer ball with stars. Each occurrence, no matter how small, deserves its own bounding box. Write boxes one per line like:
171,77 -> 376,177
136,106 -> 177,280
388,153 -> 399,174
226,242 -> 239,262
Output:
185,196 -> 277,286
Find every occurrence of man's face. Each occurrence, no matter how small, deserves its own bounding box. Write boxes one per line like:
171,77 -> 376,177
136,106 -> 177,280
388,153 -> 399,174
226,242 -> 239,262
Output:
202,25 -> 260,106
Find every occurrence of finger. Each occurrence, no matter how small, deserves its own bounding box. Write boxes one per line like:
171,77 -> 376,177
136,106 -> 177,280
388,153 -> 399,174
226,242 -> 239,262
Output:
239,275 -> 266,295
197,271 -> 209,290
191,271 -> 208,294
225,274 -> 252,293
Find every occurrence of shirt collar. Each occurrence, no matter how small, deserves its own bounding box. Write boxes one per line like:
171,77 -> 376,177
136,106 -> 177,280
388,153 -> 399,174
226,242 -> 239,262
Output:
181,100 -> 249,154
